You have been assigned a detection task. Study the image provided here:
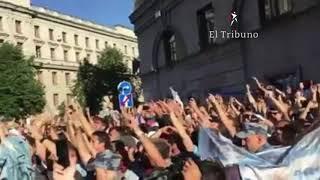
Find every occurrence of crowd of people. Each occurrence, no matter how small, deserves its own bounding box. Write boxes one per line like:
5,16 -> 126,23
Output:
0,77 -> 320,180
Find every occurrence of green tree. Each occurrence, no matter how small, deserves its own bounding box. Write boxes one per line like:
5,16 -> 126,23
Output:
0,43 -> 45,120
73,47 -> 131,114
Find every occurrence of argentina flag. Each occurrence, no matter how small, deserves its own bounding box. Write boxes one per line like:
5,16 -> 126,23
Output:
198,126 -> 320,180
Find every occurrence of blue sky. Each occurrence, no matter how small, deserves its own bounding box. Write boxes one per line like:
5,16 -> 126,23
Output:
31,0 -> 134,28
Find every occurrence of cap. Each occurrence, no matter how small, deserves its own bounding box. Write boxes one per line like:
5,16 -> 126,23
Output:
119,135 -> 137,148
236,123 -> 268,139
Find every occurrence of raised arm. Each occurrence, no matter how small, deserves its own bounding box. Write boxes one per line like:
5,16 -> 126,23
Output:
122,108 -> 168,168
170,111 -> 194,152
229,97 -> 241,116
266,91 -> 291,121
160,101 -> 194,152
246,84 -> 257,111
188,99 -> 212,128
73,105 -> 94,137
85,107 -> 94,126
74,129 -> 92,165
299,100 -> 318,120
208,94 -> 237,137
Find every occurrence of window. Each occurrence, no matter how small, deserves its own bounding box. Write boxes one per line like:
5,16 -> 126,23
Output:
0,17 -> 3,31
197,4 -> 215,49
0,39 -> 4,45
52,72 -> 57,85
96,39 -> 99,49
35,46 -> 41,58
50,48 -> 55,59
66,94 -> 72,105
105,41 -> 108,48
63,50 -> 68,61
65,73 -> 70,86
168,35 -> 177,62
37,71 -> 43,84
163,31 -> 177,64
124,45 -> 128,54
49,29 -> 54,40
96,55 -> 100,60
260,0 -> 293,23
74,34 -> 79,46
113,43 -> 116,48
17,42 -> 23,49
86,53 -> 91,61
53,94 -> 59,106
75,52 -> 80,62
15,20 -> 21,34
132,47 -> 135,56
85,37 -> 89,48
62,32 -> 67,43
34,25 -> 40,38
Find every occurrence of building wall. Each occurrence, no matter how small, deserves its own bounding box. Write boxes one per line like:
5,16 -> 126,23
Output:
132,0 -> 244,101
244,5 -> 320,82
131,0 -> 320,101
0,1 -> 139,113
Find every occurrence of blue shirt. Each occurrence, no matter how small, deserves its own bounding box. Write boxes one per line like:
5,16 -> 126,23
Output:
86,150 -> 121,171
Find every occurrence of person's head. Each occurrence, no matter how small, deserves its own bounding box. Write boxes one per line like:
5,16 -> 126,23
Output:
268,109 -> 283,122
92,116 -> 108,131
198,160 -> 226,180
272,121 -> 296,146
165,133 -> 186,156
142,106 -> 156,120
91,131 -> 111,153
148,138 -> 171,167
109,127 -> 121,142
236,123 -> 269,153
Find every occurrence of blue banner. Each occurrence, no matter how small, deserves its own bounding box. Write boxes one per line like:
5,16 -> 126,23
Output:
199,126 -> 320,179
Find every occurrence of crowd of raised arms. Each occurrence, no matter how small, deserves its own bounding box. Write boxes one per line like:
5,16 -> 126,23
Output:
1,77 -> 320,180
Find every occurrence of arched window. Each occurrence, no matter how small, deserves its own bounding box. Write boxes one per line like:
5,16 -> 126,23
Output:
163,30 -> 177,65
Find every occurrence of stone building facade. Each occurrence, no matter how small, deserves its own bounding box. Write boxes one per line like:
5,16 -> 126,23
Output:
130,0 -> 320,101
0,0 -> 138,112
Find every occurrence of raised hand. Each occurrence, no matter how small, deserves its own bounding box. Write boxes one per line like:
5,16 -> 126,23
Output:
252,76 -> 262,88
189,98 -> 198,109
53,163 -> 76,180
121,108 -> 139,130
246,84 -> 251,91
160,126 -> 177,134
182,159 -> 201,180
307,100 -> 318,109
208,94 -> 217,104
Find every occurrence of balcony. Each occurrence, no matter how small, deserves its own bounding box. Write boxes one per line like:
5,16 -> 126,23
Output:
34,57 -> 79,71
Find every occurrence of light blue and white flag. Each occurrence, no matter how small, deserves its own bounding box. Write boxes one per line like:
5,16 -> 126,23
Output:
199,126 -> 320,180
169,86 -> 184,109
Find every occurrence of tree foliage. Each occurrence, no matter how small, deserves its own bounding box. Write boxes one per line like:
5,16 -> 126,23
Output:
73,47 -> 131,114
0,43 -> 45,120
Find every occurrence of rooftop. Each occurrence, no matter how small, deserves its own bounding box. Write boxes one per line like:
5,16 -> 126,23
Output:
31,5 -> 136,38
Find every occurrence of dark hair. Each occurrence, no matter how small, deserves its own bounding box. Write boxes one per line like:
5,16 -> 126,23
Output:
151,138 -> 170,159
198,161 -> 226,180
25,135 -> 36,148
93,116 -> 108,125
92,131 -> 111,149
114,141 -> 130,168
166,133 -> 186,152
